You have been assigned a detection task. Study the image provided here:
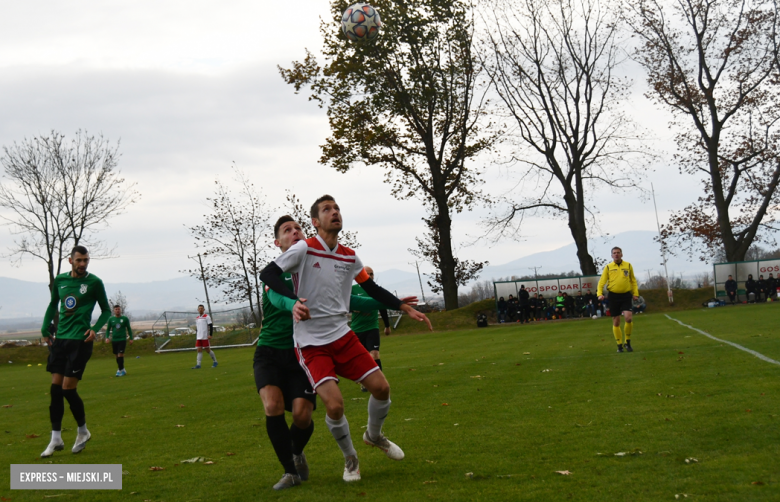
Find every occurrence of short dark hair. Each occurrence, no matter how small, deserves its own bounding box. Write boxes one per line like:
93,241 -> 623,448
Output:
71,245 -> 89,257
611,246 -> 622,253
113,305 -> 121,309
274,215 -> 296,238
198,304 -> 204,308
310,194 -> 335,220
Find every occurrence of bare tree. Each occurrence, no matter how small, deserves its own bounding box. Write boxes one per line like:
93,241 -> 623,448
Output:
630,0 -> 780,262
0,130 -> 139,288
185,166 -> 273,324
482,0 -> 649,275
108,290 -> 131,320
279,0 -> 498,310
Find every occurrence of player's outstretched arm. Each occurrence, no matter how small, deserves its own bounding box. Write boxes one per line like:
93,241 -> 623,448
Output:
399,304 -> 433,331
265,287 -> 311,321
356,277 -> 433,331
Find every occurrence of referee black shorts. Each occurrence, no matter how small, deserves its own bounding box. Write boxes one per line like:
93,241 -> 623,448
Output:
607,292 -> 633,317
355,328 -> 381,352
46,339 -> 93,380
111,341 -> 127,355
253,345 -> 316,412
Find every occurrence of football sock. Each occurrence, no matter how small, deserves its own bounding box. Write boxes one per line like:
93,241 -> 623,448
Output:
62,389 -> 86,427
196,352 -> 203,366
375,359 -> 383,371
116,357 -> 122,370
51,430 -> 62,442
290,421 -> 314,456
49,384 -> 64,431
625,321 -> 633,340
77,424 -> 88,435
117,357 -> 124,370
367,396 -> 391,441
612,325 -> 623,345
209,351 -> 217,363
266,414 -> 296,475
325,414 -> 357,458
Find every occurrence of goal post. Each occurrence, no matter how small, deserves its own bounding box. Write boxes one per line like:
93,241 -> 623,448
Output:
150,307 -> 259,353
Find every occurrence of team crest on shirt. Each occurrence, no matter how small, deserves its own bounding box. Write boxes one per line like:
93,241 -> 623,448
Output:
623,270 -> 628,277
80,284 -> 88,294
64,296 -> 77,310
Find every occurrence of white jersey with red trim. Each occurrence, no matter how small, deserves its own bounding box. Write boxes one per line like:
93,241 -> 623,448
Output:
272,235 -> 368,347
195,314 -> 212,340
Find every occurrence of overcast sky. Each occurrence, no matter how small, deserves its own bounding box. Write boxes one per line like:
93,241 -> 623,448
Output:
0,0 -> 702,286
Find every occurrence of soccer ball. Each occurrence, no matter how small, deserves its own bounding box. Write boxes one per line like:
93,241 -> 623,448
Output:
592,315 -> 598,320
342,3 -> 381,43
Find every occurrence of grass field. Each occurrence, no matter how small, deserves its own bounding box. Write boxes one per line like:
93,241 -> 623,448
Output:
2,303 -> 779,501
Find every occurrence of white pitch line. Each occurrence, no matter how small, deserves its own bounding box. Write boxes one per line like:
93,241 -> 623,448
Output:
665,314 -> 780,367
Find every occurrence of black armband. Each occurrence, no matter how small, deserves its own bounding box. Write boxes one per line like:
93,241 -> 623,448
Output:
208,324 -> 213,337
259,262 -> 299,301
358,279 -> 402,310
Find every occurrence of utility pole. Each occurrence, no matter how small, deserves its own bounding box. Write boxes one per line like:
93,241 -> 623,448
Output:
415,261 -> 427,304
651,183 -> 673,304
528,266 -> 542,280
190,253 -> 213,318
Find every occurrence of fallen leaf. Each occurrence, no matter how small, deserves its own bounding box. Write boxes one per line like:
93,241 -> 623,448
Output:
523,352 -> 531,355
351,398 -> 365,401
176,424 -> 185,428
426,460 -> 435,463
25,434 -> 40,439
149,466 -> 164,471
404,418 -> 413,421
121,415 -> 130,418
752,481 -> 765,485
454,423 -> 459,426
423,480 -> 436,484
179,404 -> 185,408
130,492 -> 137,495
746,409 -> 752,413
541,369 -> 551,373
438,363 -> 444,366
555,470 -> 572,475
2,405 -> 12,408
470,375 -> 483,379
204,461 -> 214,465
684,458 -> 698,464
441,403 -> 449,406
465,472 -> 473,478
675,495 -> 688,499
226,452 -> 235,456
433,385 -> 438,388
409,368 -> 416,371
678,352 -> 684,354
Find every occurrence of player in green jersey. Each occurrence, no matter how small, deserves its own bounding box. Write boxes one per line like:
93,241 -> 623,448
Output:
40,246 -> 111,458
104,305 -> 133,377
350,267 -> 390,392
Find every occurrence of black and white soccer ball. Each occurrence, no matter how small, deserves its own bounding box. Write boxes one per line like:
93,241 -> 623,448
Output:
341,3 -> 382,43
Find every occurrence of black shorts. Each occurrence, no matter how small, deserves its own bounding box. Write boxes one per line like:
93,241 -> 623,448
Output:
253,345 -> 316,412
356,329 -> 380,352
47,339 -> 93,380
608,292 -> 633,316
111,341 -> 127,354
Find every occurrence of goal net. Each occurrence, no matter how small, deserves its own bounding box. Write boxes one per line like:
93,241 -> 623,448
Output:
151,307 -> 259,353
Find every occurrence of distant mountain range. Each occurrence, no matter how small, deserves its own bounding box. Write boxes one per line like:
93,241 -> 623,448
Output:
0,230 -> 709,323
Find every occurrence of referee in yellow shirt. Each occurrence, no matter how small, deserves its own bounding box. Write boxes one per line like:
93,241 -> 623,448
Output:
597,247 -> 639,353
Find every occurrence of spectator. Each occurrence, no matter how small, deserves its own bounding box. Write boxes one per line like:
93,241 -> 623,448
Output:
632,295 -> 647,314
554,292 -> 566,319
574,293 -> 585,318
584,289 -> 598,317
506,294 -> 519,322
518,285 -> 530,324
724,275 -> 738,304
758,275 -> 769,302
537,293 -> 547,320
745,274 -> 757,303
768,273 -> 777,300
497,296 -> 507,323
564,292 -> 576,318
529,294 -> 539,321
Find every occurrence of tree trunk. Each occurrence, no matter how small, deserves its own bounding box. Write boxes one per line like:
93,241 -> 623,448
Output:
434,201 -> 459,310
565,178 -> 597,275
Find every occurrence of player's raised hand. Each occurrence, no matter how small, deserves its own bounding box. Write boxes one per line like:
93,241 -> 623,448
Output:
293,298 -> 311,322
84,329 -> 96,342
399,296 -> 419,306
400,304 -> 433,331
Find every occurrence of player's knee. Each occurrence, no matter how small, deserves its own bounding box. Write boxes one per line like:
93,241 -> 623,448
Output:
372,380 -> 390,400
292,407 -> 312,428
370,350 -> 380,359
325,401 -> 344,419
261,396 -> 285,416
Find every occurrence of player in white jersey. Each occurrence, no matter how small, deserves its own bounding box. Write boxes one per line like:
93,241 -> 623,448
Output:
192,304 -> 217,369
260,195 -> 432,482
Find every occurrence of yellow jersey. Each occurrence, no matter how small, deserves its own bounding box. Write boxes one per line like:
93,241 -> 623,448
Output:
597,260 -> 639,296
